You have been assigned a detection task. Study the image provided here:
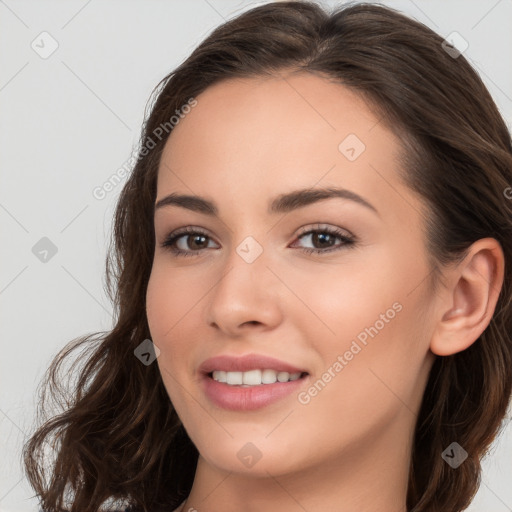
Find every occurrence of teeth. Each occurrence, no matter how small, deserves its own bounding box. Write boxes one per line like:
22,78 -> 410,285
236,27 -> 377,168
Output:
212,369 -> 303,386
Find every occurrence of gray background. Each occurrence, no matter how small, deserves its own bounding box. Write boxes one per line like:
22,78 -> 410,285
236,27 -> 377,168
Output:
1,1 -> 511,510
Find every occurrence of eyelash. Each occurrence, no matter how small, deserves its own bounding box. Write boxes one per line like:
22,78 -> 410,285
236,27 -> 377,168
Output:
160,224 -> 356,258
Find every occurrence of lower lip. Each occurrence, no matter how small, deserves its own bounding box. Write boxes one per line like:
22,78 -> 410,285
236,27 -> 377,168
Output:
202,373 -> 309,411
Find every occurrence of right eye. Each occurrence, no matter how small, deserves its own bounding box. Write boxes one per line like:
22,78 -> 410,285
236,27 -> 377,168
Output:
160,227 -> 219,257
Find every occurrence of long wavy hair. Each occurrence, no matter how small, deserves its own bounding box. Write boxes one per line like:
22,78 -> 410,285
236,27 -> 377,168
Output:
23,2 -> 512,511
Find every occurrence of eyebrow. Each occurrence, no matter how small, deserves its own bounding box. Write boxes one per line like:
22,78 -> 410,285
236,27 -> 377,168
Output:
154,187 -> 379,217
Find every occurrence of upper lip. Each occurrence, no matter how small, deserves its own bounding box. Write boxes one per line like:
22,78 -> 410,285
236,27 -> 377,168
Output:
199,353 -> 308,375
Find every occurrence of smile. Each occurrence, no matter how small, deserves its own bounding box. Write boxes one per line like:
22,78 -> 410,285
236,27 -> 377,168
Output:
202,371 -> 309,411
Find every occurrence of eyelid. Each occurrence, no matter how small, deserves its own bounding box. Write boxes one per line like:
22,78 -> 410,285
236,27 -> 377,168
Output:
161,223 -> 353,243
160,223 -> 357,256
161,225 -> 218,248
295,223 -> 354,239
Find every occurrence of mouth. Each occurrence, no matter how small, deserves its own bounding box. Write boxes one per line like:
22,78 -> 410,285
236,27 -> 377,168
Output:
206,369 -> 310,387
201,369 -> 310,411
198,353 -> 310,410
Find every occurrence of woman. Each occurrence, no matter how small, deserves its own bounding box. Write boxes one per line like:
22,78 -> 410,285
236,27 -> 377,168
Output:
23,2 -> 512,511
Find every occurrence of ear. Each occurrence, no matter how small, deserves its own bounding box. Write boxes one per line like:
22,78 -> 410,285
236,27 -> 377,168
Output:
430,238 -> 505,356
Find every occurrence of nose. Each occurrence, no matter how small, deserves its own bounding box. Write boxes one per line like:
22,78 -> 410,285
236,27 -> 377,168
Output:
205,244 -> 284,336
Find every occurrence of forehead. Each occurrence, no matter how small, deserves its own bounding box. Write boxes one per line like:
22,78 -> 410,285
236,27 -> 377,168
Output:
162,71 -> 385,164
156,72 -> 419,225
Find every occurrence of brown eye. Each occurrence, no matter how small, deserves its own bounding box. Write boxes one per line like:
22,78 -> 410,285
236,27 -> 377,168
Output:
161,228 -> 218,257
292,226 -> 356,255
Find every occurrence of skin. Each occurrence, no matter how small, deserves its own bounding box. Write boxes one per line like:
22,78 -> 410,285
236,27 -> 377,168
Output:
145,71 -> 504,512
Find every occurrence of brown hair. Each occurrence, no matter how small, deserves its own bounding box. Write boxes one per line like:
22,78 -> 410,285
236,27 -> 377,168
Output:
23,2 -> 512,511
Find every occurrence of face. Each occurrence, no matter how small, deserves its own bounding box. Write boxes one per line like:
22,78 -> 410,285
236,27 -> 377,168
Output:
146,72 -> 438,478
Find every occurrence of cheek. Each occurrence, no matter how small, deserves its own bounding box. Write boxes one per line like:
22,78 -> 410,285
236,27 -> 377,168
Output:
292,303 -> 424,455
146,267 -> 195,412
145,262 -> 212,399
285,257 -> 403,349
145,263 -> 204,342
289,251 -> 430,394
146,270 -> 172,342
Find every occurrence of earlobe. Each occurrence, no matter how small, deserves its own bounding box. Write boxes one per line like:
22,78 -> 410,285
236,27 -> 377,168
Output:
430,238 -> 505,357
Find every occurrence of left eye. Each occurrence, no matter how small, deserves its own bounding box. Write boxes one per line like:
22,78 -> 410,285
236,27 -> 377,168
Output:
160,225 -> 355,257
291,227 -> 355,254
